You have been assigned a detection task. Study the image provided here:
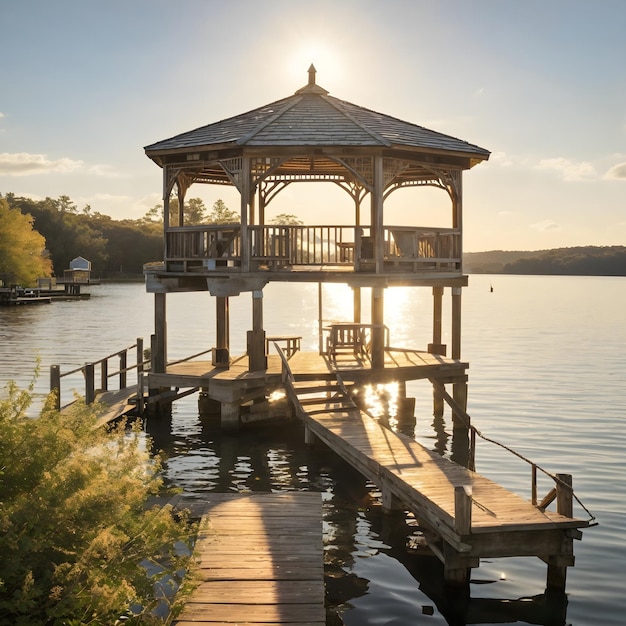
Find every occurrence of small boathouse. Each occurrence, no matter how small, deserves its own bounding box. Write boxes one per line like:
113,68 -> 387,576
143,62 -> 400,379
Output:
136,67 -> 590,598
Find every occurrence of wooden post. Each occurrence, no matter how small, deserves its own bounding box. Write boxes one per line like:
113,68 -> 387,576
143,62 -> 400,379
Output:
454,485 -> 472,535
154,293 -> 167,373
50,364 -> 61,411
248,290 -> 267,372
372,155 -> 384,273
136,337 -> 144,374
215,296 -> 230,367
428,286 -> 446,355
84,363 -> 95,405
100,359 -> 108,392
119,350 -> 127,389
353,286 -> 361,323
371,287 -> 385,369
221,401 -> 240,431
137,371 -> 144,417
556,474 -> 573,517
240,155 -> 251,272
451,286 -> 462,360
304,424 -> 315,445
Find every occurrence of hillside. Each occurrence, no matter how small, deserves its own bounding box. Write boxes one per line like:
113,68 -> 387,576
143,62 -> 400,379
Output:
464,246 -> 626,276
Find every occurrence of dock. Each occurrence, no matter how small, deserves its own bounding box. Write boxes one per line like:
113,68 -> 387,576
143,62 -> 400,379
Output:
170,492 -> 325,626
279,353 -> 590,589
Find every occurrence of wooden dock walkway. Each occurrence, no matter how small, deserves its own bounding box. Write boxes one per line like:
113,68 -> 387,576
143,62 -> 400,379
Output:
281,366 -> 589,589
170,492 -> 325,626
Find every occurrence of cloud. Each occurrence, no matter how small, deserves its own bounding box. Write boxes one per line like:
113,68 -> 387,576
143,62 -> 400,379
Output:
0,152 -> 83,176
0,112 -> 5,118
530,219 -> 562,232
490,151 -> 513,167
604,161 -> 626,180
535,157 -> 596,181
498,210 -> 513,216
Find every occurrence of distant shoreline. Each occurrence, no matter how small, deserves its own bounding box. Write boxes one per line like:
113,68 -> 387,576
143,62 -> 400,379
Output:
463,245 -> 626,276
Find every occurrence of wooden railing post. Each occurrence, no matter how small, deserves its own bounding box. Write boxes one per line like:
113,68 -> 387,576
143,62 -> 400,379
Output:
84,363 -> 95,405
136,338 -> 144,374
100,358 -> 108,392
50,364 -> 61,412
454,485 -> 472,535
531,464 -> 538,505
556,474 -> 573,518
119,350 -> 127,389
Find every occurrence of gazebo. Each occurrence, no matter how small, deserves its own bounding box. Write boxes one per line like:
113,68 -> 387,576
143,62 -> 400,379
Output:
143,66 -> 489,410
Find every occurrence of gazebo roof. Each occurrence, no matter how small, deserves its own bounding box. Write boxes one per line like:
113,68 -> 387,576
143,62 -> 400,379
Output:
144,66 -> 490,167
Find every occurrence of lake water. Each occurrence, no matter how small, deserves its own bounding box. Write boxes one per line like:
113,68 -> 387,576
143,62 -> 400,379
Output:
1,275 -> 624,625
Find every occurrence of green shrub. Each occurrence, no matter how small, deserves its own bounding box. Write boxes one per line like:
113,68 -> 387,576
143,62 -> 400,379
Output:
0,380 -> 196,625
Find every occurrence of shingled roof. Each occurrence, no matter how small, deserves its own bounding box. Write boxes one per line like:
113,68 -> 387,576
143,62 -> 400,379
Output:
144,66 -> 490,163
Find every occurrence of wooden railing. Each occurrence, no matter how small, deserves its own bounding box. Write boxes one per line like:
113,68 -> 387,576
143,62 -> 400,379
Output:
50,339 -> 148,411
163,224 -> 461,273
428,378 -> 595,522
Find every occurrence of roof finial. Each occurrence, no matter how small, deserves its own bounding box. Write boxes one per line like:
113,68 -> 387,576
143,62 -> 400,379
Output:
295,64 -> 328,96
308,64 -> 317,86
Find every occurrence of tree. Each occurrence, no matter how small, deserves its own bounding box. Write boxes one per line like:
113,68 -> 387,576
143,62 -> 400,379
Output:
145,197 -> 207,227
0,379 -> 196,625
270,213 -> 303,225
207,199 -> 239,224
0,197 -> 52,286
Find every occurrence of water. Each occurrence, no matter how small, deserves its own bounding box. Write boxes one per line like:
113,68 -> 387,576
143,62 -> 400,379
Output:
1,275 -> 624,625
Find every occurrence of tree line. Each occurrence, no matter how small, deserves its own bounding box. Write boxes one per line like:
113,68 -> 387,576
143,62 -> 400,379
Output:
463,246 -> 626,276
0,193 -> 238,286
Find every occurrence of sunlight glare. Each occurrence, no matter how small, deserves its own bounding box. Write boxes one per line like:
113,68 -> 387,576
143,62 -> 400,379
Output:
287,41 -> 343,91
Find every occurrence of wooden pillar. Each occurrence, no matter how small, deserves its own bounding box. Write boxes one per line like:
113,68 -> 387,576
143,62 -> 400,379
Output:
240,155 -> 251,272
371,287 -> 385,369
214,296 -> 230,367
428,286 -> 446,356
176,179 -> 185,227
372,155 -> 384,273
451,286 -> 462,360
304,424 -> 315,445
546,474 -> 575,592
154,292 -> 167,373
247,290 -> 267,372
353,287 -> 362,323
50,364 -> 61,411
84,363 -> 95,405
221,401 -> 240,431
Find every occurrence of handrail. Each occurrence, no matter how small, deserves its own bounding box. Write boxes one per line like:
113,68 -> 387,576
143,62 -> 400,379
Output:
429,378 -> 596,523
50,339 -> 145,411
164,223 -> 461,273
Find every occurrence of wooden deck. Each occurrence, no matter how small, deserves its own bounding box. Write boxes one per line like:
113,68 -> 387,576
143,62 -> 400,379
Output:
284,373 -> 589,587
170,492 -> 325,626
148,348 -> 467,389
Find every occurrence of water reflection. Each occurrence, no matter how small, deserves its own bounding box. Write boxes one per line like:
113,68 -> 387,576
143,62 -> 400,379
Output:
143,396 -> 571,626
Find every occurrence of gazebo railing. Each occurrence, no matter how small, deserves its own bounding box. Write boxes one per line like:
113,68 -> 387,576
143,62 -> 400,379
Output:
164,224 -> 461,273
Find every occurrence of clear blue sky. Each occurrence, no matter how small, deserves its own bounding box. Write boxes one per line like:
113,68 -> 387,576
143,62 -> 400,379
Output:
1,0 -> 624,251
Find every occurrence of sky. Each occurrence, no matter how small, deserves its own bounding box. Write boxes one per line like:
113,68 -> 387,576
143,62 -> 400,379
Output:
0,0 -> 624,252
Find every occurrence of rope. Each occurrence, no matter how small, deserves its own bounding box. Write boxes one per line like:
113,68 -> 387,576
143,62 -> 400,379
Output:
430,379 -> 596,523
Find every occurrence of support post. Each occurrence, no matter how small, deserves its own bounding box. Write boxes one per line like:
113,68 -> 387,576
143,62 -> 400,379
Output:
221,401 -> 240,431
84,363 -> 95,405
154,293 -> 167,373
50,364 -> 61,411
372,155 -> 384,273
371,287 -> 385,369
304,424 -> 315,445
214,296 -> 230,367
428,286 -> 446,355
119,350 -> 127,389
248,290 -> 267,372
353,286 -> 362,323
136,337 -> 144,373
100,359 -> 108,392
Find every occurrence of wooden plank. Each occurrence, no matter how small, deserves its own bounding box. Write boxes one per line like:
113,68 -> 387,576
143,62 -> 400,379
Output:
172,492 -> 324,625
